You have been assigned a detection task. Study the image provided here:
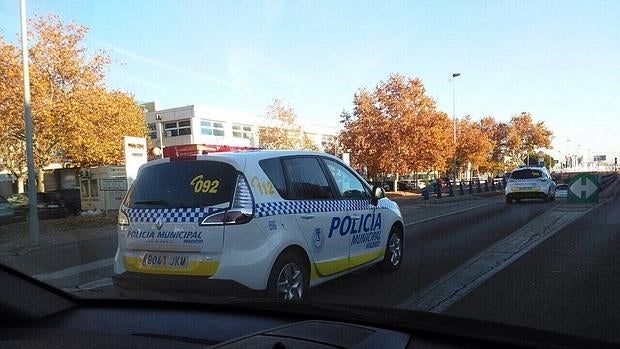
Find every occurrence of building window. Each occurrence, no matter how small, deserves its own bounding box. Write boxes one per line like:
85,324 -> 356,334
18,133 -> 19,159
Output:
200,120 -> 225,136
89,179 -> 99,198
232,124 -> 253,139
80,179 -> 90,198
148,123 -> 157,139
164,120 -> 191,137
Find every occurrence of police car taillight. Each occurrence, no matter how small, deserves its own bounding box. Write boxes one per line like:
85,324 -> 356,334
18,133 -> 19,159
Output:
200,174 -> 254,225
118,210 -> 129,226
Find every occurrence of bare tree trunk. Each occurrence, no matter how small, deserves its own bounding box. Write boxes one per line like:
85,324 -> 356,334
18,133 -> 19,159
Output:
37,169 -> 45,192
17,175 -> 25,193
393,172 -> 399,192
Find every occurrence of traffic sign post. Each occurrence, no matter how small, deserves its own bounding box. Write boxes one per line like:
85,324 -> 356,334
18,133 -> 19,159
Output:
567,173 -> 599,203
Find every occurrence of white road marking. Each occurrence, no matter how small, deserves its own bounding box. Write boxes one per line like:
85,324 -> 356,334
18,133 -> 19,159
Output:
405,202 -> 497,226
399,202 -> 598,312
33,258 -> 114,281
63,277 -> 113,292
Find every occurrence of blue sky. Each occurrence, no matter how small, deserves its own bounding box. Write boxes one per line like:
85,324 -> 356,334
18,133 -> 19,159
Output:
1,0 -> 618,158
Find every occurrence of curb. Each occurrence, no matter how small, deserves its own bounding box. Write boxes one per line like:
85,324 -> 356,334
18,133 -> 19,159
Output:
422,191 -> 503,205
390,190 -> 503,205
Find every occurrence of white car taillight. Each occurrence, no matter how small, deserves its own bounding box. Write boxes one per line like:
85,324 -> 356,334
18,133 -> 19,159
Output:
200,174 -> 254,225
118,210 -> 129,226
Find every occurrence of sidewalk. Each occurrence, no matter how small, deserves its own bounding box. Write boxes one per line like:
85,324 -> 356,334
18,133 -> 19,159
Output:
0,215 -> 116,257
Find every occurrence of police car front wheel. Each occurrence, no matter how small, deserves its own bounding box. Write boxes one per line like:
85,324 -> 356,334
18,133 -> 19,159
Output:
268,252 -> 309,301
379,226 -> 403,272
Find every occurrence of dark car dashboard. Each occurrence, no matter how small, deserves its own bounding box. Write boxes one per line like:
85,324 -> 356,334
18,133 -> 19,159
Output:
0,265 -> 614,349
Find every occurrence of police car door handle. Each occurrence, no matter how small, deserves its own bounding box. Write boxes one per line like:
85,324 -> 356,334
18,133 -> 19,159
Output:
351,215 -> 361,220
300,214 -> 315,219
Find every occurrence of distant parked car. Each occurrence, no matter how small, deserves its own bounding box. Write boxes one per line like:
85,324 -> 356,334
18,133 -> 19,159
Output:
0,196 -> 15,225
8,189 -> 81,220
45,189 -> 81,216
397,181 -> 416,191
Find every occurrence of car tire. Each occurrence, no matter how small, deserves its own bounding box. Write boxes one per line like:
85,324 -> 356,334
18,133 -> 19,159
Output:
543,192 -> 549,202
506,196 -> 513,204
267,251 -> 309,301
379,226 -> 403,272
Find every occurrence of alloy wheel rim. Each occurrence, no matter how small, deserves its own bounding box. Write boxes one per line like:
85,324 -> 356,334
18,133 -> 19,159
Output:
389,234 -> 402,266
276,263 -> 303,300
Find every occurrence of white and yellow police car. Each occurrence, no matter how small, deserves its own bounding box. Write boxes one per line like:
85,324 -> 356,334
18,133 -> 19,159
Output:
113,150 -> 404,300
505,166 -> 556,203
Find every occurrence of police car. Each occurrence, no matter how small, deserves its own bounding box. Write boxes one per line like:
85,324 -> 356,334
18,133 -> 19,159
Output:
113,150 -> 404,300
505,166 -> 556,203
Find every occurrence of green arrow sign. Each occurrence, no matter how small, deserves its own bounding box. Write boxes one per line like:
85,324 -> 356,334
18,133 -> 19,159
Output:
567,173 -> 599,203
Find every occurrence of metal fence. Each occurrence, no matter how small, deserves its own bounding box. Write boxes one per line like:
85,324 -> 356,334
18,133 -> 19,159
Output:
421,178 -> 506,200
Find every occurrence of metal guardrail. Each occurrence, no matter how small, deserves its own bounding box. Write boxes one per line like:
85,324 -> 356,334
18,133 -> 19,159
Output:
422,179 -> 505,200
599,172 -> 618,189
419,172 -> 618,201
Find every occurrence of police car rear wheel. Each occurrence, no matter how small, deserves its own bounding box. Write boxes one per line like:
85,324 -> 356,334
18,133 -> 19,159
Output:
268,252 -> 308,301
379,227 -> 403,272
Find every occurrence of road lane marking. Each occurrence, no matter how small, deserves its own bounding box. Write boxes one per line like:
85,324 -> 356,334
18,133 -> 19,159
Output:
405,202 -> 497,226
33,258 -> 114,281
399,202 -> 597,312
63,277 -> 113,292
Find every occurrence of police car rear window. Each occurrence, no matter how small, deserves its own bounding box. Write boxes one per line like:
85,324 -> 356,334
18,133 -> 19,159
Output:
258,158 -> 288,198
511,169 -> 543,179
123,160 -> 237,208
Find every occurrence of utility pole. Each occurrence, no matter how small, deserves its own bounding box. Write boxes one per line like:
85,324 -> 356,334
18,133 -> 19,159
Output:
452,73 -> 460,180
20,0 -> 39,244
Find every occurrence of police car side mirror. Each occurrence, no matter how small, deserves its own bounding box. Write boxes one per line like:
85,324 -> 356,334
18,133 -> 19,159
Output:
371,186 -> 385,206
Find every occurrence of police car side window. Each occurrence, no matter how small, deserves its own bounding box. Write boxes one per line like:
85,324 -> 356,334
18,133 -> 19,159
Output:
282,157 -> 333,200
323,159 -> 369,199
259,158 -> 288,198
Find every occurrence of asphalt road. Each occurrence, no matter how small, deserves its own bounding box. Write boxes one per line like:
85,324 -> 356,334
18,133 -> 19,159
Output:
2,191 -> 618,344
444,190 -> 620,343
308,197 -> 560,307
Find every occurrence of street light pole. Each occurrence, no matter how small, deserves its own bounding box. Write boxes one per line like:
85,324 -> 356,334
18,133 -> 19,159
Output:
20,0 -> 39,245
155,114 -> 164,159
452,73 -> 460,181
566,139 -> 571,169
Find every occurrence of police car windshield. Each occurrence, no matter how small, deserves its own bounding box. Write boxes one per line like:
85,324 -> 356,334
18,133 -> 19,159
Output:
510,169 -> 543,180
124,161 -> 237,209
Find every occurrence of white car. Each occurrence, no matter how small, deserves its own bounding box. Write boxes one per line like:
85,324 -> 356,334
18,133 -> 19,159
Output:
505,166 -> 556,203
113,150 -> 404,300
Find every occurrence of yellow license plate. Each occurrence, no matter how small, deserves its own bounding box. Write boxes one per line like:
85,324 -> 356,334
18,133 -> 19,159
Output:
515,187 -> 537,192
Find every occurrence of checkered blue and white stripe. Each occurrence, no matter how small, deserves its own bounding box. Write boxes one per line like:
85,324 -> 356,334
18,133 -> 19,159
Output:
124,207 -> 223,223
254,199 -> 378,218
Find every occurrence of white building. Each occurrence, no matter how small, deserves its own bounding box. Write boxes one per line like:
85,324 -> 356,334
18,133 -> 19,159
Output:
144,105 -> 338,153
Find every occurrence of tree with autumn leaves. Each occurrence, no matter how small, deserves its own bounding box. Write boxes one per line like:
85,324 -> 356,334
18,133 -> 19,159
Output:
340,74 -> 454,189
258,98 -> 318,151
0,15 -> 147,192
339,73 -> 554,188
453,116 -> 493,176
